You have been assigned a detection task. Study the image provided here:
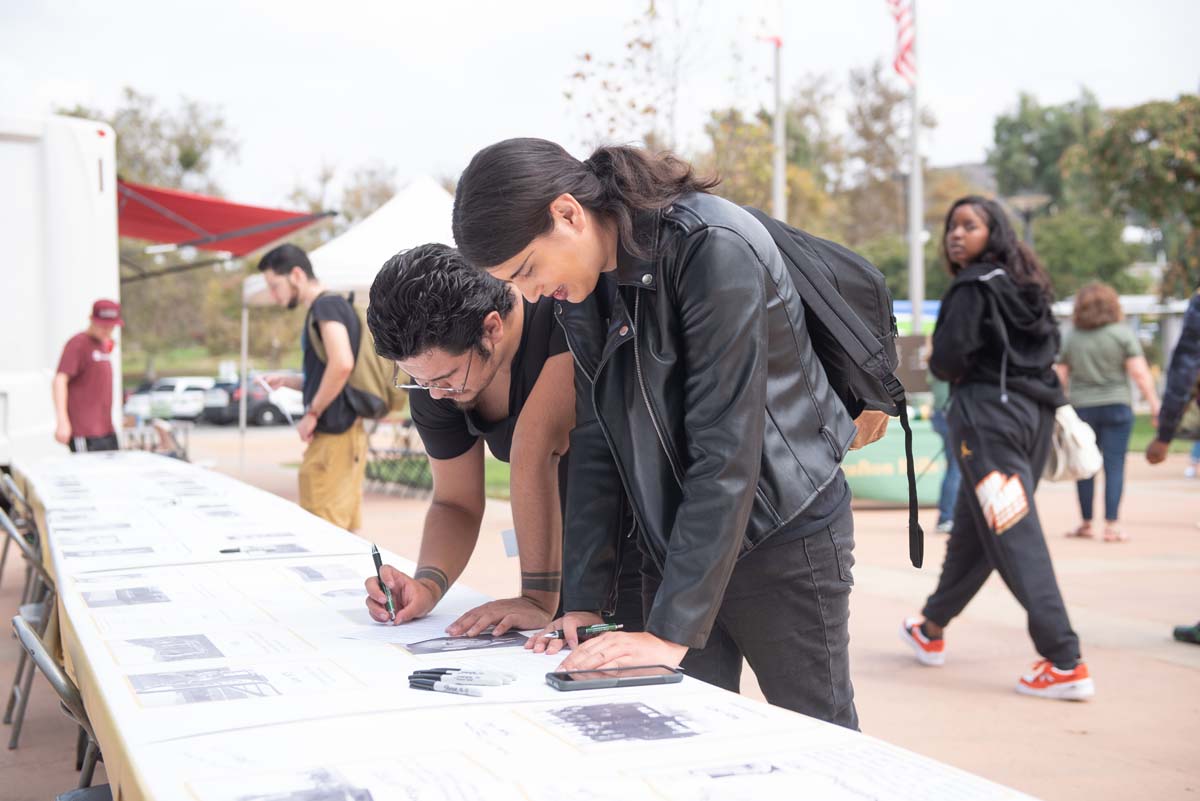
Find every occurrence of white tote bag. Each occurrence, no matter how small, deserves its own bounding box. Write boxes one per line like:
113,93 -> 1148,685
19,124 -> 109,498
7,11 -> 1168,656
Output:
1043,405 -> 1103,482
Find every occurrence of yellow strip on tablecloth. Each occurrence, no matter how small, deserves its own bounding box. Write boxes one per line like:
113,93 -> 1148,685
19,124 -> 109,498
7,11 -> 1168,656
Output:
18,470 -> 151,801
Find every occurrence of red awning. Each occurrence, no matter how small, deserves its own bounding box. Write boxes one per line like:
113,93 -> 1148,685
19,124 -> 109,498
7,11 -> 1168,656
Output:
117,179 -> 333,257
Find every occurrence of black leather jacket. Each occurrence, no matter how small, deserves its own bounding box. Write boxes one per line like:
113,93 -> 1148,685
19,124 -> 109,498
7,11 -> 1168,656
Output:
556,193 -> 856,648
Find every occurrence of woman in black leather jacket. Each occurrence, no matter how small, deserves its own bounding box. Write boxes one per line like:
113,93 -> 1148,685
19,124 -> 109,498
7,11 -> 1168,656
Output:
451,138 -> 859,728
900,196 -> 1094,702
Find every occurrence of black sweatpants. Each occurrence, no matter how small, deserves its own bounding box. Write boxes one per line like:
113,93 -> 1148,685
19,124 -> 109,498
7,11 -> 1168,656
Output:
922,383 -> 1081,668
642,504 -> 859,730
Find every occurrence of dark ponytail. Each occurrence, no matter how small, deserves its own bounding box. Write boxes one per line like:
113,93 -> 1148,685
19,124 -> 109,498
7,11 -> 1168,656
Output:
942,195 -> 1054,304
452,138 -> 718,266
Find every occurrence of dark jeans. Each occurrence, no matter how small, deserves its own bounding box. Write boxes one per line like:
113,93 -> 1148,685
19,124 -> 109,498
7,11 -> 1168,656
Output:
922,384 -> 1081,668
931,409 -> 961,525
641,505 -> 858,730
1073,403 -> 1134,522
68,434 -> 119,452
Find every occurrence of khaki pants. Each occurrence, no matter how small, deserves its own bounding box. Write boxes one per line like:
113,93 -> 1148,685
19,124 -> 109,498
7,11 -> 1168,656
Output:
299,421 -> 367,531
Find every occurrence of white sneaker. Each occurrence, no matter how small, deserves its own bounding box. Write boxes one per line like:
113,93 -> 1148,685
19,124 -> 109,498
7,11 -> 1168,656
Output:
1185,465 -> 1197,479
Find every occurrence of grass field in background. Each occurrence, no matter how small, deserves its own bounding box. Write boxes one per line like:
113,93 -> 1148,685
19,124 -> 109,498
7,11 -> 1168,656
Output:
1130,413 -> 1195,454
283,455 -> 513,501
147,340 -> 1195,462
122,347 -> 302,389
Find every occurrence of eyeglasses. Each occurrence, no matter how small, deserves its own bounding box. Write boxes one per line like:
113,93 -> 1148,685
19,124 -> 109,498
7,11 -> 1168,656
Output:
393,350 -> 474,395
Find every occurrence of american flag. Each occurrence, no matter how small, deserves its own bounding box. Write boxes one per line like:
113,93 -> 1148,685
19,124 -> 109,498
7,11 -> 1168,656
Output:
887,0 -> 916,87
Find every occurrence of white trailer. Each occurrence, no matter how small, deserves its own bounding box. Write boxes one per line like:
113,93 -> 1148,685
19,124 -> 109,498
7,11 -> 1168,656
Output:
0,114 -> 120,468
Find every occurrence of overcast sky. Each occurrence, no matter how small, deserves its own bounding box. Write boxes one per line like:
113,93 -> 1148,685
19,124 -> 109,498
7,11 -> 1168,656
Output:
3,0 -> 1198,208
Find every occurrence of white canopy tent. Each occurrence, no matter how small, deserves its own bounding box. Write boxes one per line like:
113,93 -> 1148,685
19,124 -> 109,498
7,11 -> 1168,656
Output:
236,176 -> 455,469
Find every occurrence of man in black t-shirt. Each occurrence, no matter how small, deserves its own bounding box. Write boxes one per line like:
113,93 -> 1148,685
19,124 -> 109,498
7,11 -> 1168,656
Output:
258,244 -> 367,531
361,244 -> 584,636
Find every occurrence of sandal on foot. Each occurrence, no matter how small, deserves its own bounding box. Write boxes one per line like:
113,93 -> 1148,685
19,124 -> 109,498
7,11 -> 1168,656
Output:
1065,524 -> 1095,539
1103,526 -> 1129,543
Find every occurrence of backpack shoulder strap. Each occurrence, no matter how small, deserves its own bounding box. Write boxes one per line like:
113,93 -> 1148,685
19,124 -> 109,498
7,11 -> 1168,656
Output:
745,207 -> 894,380
747,208 -> 923,567
307,290 -> 347,362
304,302 -> 326,364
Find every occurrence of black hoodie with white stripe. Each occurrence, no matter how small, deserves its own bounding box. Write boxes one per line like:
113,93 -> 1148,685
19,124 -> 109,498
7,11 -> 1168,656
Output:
930,262 -> 1066,409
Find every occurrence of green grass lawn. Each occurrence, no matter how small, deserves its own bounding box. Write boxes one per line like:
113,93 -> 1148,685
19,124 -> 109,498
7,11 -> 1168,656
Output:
285,454 -> 513,500
123,347 -> 302,389
484,456 -> 511,500
1130,413 -> 1194,454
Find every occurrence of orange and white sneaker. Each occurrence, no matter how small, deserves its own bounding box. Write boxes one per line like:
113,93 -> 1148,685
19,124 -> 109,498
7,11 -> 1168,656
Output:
900,617 -> 945,666
1016,659 -> 1095,701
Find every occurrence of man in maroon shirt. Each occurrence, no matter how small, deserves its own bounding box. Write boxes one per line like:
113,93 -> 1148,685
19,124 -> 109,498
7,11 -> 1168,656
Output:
54,299 -> 122,452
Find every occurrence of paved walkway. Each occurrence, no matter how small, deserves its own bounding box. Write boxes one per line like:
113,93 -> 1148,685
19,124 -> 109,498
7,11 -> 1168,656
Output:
3,425 -> 1197,800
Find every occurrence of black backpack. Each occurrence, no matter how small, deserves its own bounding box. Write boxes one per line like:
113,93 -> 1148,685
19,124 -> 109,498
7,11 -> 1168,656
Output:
745,208 -> 924,568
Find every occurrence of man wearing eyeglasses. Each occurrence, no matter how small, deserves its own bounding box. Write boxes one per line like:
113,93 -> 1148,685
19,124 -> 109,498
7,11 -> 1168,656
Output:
362,243 -> 640,637
257,244 -> 367,531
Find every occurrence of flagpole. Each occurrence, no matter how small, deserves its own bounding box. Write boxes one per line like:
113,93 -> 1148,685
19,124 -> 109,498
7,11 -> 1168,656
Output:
768,34 -> 786,221
907,1 -> 924,333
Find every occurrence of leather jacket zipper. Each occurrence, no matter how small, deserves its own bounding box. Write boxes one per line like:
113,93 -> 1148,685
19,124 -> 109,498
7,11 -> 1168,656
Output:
556,304 -> 663,584
633,292 -> 685,487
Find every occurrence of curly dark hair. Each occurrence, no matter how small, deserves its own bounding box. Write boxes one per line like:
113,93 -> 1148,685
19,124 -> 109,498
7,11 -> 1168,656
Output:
367,244 -> 515,361
1073,281 -> 1123,330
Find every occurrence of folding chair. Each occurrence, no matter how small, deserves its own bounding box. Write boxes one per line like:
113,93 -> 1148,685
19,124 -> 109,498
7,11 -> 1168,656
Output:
1,507 -> 57,749
13,616 -> 106,792
0,473 -> 36,595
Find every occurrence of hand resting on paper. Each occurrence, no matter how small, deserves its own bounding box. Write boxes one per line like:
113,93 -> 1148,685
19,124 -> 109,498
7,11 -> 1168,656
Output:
446,596 -> 555,638
364,563 -> 437,624
557,630 -> 688,672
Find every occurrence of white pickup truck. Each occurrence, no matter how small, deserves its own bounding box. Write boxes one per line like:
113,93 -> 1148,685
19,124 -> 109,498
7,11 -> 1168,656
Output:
123,376 -> 217,421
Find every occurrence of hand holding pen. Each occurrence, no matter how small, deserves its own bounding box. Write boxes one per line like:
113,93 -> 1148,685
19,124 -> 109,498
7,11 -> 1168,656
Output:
526,611 -> 607,656
541,623 -> 623,641
364,548 -> 438,624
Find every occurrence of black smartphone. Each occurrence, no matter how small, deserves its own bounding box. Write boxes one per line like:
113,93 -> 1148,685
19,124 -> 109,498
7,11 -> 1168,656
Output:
545,664 -> 684,691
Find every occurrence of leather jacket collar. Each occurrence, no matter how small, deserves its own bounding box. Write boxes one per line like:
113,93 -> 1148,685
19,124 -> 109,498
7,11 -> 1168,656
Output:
611,209 -> 662,291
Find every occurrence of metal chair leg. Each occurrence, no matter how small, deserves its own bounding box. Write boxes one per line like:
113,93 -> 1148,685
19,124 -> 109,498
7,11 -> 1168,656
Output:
3,645 -> 29,724
76,726 -> 87,770
6,650 -> 36,748
19,563 -> 33,605
79,740 -> 99,788
0,536 -> 11,590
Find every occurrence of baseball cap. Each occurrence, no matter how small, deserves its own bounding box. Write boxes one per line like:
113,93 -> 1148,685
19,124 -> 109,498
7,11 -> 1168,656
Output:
91,299 -> 123,326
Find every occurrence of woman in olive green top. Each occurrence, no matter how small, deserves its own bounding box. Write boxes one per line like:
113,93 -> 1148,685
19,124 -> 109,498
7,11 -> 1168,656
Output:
1057,283 -> 1160,542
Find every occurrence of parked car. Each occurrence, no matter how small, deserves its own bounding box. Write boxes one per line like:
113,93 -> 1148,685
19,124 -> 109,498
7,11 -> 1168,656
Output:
123,376 -> 216,420
202,372 -> 304,426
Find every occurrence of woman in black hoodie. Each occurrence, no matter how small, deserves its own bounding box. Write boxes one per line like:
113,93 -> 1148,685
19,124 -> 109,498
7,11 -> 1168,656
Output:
900,196 -> 1094,701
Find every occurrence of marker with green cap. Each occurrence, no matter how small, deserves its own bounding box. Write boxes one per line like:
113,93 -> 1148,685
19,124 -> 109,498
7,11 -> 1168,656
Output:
540,623 -> 623,641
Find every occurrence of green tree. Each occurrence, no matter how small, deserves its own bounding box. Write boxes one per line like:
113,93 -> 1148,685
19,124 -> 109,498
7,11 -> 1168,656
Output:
61,88 -> 243,377
987,89 -> 1103,205
858,235 -> 949,304
840,61 -> 936,248
1069,94 -> 1200,294
1032,208 -> 1142,297
60,87 -> 238,194
697,101 -> 843,240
